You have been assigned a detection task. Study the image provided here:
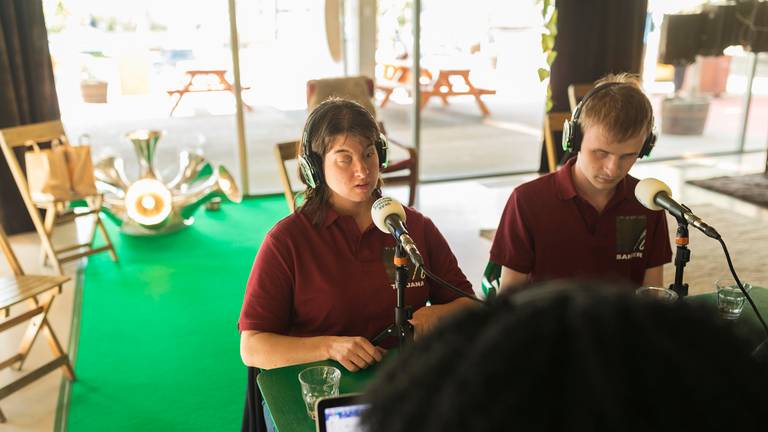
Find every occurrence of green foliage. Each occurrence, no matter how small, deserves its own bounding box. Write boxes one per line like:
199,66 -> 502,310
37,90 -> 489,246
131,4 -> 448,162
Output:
546,86 -> 553,111
537,0 -> 558,111
541,33 -> 555,52
44,0 -> 69,33
537,67 -> 550,81
547,50 -> 558,65
545,9 -> 558,34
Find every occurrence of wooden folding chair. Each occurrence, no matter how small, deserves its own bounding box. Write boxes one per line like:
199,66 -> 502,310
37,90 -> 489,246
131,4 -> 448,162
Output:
567,83 -> 595,112
543,112 -> 572,173
0,121 -> 118,275
0,224 -> 75,422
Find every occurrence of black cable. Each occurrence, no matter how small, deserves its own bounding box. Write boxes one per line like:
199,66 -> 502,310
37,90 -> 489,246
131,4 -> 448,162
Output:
718,237 -> 768,341
419,265 -> 486,305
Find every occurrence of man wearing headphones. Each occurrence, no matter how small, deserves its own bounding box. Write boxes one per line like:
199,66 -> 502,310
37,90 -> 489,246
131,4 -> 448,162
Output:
491,73 -> 672,291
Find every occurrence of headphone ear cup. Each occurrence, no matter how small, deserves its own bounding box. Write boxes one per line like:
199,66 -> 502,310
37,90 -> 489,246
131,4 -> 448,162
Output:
299,155 -> 317,189
562,120 -> 582,153
377,133 -> 389,168
562,120 -> 573,152
640,131 -> 657,158
299,152 -> 324,188
309,152 -> 324,186
562,119 -> 573,153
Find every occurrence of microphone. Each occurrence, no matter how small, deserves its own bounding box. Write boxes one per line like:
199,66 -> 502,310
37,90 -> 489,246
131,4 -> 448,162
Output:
371,197 -> 424,266
635,178 -> 720,239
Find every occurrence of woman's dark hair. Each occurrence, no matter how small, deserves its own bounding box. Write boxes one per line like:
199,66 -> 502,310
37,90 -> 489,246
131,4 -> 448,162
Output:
362,279 -> 768,431
297,98 -> 383,225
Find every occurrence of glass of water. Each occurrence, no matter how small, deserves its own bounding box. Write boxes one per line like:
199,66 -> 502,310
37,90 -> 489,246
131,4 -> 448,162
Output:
635,286 -> 678,304
715,279 -> 752,320
298,366 -> 341,420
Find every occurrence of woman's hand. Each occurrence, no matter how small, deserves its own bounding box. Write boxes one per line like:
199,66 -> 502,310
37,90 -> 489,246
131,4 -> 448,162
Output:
325,336 -> 386,372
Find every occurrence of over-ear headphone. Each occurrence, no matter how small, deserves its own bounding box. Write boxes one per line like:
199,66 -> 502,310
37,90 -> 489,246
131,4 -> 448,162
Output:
298,101 -> 389,189
562,82 -> 657,158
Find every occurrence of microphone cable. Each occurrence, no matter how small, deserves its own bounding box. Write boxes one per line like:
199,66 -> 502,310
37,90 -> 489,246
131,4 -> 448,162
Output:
419,265 -> 486,305
717,237 -> 768,355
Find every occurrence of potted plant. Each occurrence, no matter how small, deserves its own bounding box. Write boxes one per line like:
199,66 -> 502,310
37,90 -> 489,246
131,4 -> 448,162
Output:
80,52 -> 109,103
658,12 -> 711,135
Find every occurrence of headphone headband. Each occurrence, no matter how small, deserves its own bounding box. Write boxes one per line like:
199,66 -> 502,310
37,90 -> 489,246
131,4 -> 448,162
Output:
571,82 -> 623,124
562,81 -> 656,159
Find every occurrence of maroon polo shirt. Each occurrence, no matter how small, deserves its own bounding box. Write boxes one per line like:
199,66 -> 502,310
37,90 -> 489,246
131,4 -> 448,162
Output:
490,158 -> 672,285
238,206 -> 472,343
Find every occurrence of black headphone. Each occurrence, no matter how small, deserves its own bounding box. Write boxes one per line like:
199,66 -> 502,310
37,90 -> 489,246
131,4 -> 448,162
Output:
562,82 -> 657,158
298,101 -> 389,189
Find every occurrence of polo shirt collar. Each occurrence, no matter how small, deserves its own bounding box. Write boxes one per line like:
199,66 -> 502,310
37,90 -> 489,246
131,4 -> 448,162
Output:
322,207 -> 340,228
555,156 -> 632,204
554,157 -> 578,200
321,206 -> 378,237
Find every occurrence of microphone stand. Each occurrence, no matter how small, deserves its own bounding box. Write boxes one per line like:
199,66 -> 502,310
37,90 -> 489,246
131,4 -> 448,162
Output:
372,244 -> 414,347
669,219 -> 690,298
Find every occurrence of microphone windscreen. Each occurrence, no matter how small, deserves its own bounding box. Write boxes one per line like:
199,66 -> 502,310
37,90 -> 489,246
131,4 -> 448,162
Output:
371,197 -> 406,234
635,178 -> 672,211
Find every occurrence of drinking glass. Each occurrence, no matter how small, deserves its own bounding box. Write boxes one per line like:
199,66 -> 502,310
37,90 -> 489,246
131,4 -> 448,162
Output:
715,279 -> 752,320
298,366 -> 341,420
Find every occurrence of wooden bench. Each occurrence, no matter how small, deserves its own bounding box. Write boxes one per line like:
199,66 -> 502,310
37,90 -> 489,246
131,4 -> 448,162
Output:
0,225 -> 74,422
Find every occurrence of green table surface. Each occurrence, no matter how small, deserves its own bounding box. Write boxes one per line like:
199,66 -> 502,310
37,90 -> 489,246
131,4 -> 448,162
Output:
258,288 -> 768,432
257,355 -> 395,432
687,286 -> 768,345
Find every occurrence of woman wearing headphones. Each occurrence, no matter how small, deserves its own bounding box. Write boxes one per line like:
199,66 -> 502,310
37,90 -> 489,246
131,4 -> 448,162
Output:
238,98 -> 474,374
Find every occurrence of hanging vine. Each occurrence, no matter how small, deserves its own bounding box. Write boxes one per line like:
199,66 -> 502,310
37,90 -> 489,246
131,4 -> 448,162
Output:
537,0 -> 558,111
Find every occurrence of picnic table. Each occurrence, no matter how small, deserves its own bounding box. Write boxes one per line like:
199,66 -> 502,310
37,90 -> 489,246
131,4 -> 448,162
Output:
377,62 -> 496,116
166,69 -> 253,116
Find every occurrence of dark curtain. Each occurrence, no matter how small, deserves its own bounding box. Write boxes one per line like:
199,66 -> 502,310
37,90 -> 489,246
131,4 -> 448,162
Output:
539,0 -> 648,172
0,0 -> 60,234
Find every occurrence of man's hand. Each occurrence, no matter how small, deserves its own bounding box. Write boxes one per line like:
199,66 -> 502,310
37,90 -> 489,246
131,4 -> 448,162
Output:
325,336 -> 386,372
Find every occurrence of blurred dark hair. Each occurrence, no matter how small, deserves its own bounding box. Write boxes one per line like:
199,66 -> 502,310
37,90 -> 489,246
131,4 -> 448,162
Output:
362,279 -> 768,432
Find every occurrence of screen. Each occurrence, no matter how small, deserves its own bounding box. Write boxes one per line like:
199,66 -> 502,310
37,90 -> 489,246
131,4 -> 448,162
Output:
322,403 -> 369,432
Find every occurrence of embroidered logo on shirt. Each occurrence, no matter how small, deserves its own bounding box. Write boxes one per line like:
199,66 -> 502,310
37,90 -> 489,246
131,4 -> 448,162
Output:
616,215 -> 646,261
382,246 -> 426,289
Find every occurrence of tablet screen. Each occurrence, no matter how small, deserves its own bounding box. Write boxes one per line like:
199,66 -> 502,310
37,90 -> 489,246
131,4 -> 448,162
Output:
322,403 -> 368,432
316,394 -> 369,432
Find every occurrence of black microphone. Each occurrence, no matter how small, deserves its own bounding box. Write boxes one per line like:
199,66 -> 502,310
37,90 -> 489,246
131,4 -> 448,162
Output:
635,178 -> 720,239
371,197 -> 424,266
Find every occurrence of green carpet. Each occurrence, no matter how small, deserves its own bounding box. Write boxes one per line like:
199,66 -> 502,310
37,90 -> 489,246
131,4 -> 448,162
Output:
66,196 -> 289,431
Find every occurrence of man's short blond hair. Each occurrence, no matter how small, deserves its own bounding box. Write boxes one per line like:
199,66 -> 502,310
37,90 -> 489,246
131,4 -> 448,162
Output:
579,73 -> 654,143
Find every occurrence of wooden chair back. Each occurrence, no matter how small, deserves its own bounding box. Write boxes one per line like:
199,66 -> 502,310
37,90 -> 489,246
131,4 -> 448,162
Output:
543,112 -> 571,173
567,83 -> 595,112
0,120 -> 66,149
273,141 -> 301,213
